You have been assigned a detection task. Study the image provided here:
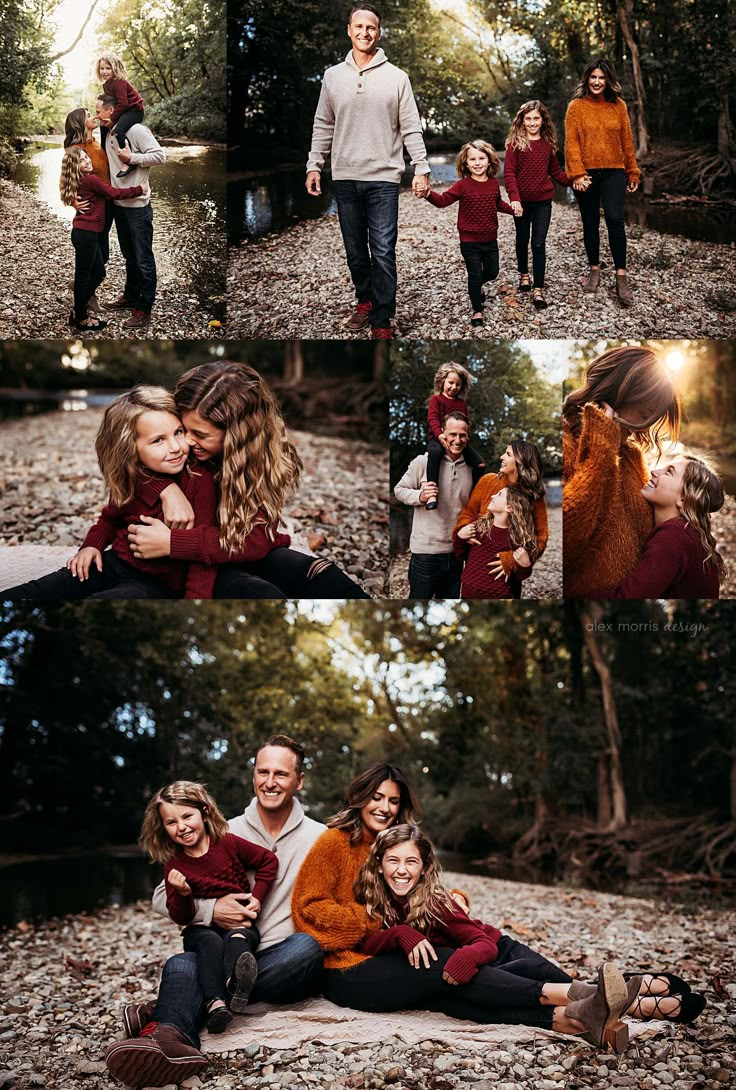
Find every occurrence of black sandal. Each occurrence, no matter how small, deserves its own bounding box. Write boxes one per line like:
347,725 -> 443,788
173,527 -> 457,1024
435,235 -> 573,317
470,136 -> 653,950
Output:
519,275 -> 532,293
532,288 -> 547,310
623,971 -> 691,996
630,991 -> 706,1024
69,310 -> 108,332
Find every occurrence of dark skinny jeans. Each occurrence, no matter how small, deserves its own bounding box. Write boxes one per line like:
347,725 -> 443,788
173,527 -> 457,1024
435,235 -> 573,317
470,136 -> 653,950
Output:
574,168 -> 627,269
459,240 -> 499,311
71,227 -> 107,320
324,937 -> 571,1027
3,552 -> 175,600
214,547 -> 370,599
514,200 -> 553,287
426,438 -> 485,487
183,922 -> 260,1007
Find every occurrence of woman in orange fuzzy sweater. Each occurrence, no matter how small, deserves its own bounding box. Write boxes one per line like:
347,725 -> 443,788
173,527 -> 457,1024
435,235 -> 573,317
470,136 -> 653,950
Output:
563,347 -> 681,598
565,58 -> 640,305
452,440 -> 548,597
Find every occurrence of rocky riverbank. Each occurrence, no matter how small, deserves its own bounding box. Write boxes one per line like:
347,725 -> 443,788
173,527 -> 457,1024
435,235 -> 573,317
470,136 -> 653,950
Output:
0,871 -> 733,1090
228,193 -> 736,340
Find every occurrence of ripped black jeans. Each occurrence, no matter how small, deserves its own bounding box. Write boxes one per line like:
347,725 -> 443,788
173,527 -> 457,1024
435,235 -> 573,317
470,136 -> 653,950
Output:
213,547 -> 370,599
183,921 -> 260,1007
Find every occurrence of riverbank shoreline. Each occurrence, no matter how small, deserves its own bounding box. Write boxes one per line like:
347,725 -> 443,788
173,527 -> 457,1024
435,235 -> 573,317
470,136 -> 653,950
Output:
0,871 -> 732,1090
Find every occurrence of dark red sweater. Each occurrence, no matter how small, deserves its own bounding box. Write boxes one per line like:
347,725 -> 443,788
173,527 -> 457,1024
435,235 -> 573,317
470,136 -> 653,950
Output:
428,392 -> 469,440
597,517 -> 721,600
72,173 -> 143,232
164,833 -> 278,926
103,78 -> 144,125
456,524 -> 533,600
427,178 -> 514,242
82,467 -> 217,599
503,138 -> 570,203
361,900 -> 502,985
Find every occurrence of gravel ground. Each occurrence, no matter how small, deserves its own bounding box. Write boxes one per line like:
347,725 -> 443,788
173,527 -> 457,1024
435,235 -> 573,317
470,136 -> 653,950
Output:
0,871 -> 733,1090
0,409 -> 389,596
227,193 -> 736,341
389,506 -> 563,599
0,181 -> 222,340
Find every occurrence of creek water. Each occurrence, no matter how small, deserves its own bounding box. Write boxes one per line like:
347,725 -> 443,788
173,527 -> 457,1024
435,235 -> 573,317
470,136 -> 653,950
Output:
230,153 -> 734,245
15,140 -> 226,309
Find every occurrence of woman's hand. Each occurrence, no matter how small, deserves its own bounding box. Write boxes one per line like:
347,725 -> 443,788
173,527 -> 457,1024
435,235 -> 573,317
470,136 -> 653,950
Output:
457,522 -> 481,545
408,939 -> 437,969
167,868 -> 192,895
442,969 -> 460,985
487,559 -> 508,581
600,401 -> 616,420
572,174 -> 591,192
67,547 -> 102,580
160,482 -> 195,529
513,546 -> 531,568
128,516 -> 172,559
627,178 -> 639,194
511,201 -> 523,216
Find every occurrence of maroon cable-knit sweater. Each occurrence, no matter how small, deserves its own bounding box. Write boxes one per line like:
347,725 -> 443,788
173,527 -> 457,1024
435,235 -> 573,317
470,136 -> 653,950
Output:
455,523 -> 533,600
428,393 -> 469,440
596,517 -> 721,600
72,174 -> 143,232
427,178 -> 514,242
103,78 -> 144,126
81,467 -> 217,599
503,138 -> 571,203
164,833 -> 278,926
360,900 -> 502,985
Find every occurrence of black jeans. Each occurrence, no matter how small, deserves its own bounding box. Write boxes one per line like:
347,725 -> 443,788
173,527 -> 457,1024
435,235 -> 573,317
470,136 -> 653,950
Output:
514,200 -> 553,287
71,228 -> 106,320
324,938 -> 570,1027
113,203 -> 156,311
113,109 -> 145,150
99,200 -> 115,266
426,438 -> 485,487
332,180 -> 400,329
3,551 -> 176,600
459,241 -> 499,310
214,547 -> 370,599
183,922 -> 260,1007
408,552 -> 462,599
574,168 -> 627,269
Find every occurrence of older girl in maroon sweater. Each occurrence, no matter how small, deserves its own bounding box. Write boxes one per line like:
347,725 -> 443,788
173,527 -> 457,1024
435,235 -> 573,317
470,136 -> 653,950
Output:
454,485 -> 536,599
423,140 -> 517,327
60,146 -> 146,330
504,100 -> 571,309
140,781 -> 277,1033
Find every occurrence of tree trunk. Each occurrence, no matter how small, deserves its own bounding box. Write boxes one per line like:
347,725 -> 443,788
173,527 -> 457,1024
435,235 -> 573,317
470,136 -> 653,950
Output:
730,751 -> 736,823
597,752 -> 612,828
617,0 -> 650,159
373,343 -> 387,384
580,604 -> 628,830
283,341 -> 304,385
717,88 -> 733,161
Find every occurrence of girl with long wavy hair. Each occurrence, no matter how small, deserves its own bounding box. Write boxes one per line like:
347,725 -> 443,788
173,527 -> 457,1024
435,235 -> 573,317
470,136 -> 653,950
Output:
597,453 -> 725,599
504,100 -> 571,309
61,145 -> 146,330
5,387 -> 217,600
454,439 -> 548,589
454,485 -> 538,599
126,361 -> 369,599
565,57 -> 640,305
563,346 -> 682,597
63,107 -> 115,281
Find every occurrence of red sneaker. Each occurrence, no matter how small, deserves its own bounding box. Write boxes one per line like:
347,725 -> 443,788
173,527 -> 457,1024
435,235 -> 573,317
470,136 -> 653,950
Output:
370,326 -> 394,340
346,301 -> 373,331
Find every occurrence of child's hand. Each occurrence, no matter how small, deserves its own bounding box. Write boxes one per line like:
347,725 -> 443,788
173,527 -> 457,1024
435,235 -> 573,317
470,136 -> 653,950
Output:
241,895 -> 261,915
437,431 -> 449,450
168,869 -> 192,895
140,181 -> 149,195
67,547 -> 102,581
511,201 -> 523,216
457,522 -> 481,545
513,546 -> 531,568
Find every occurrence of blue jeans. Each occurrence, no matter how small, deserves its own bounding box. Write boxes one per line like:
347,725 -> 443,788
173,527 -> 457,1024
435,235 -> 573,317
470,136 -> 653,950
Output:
332,180 -> 400,328
113,203 -> 156,311
408,552 -> 463,599
155,934 -> 323,1048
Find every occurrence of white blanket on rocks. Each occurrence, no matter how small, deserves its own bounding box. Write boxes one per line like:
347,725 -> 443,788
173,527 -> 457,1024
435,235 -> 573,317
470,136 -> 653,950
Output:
200,997 -> 670,1052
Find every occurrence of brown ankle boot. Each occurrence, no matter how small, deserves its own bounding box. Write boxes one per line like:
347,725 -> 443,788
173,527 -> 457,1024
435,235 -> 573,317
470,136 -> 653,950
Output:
583,268 -> 601,292
616,271 -> 633,305
565,962 -> 630,1053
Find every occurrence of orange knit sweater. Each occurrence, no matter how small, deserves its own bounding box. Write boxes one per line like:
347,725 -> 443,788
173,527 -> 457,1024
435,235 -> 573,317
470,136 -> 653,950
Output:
69,138 -> 111,184
291,828 -> 381,971
564,96 -> 639,182
563,403 -> 653,597
452,473 -> 549,577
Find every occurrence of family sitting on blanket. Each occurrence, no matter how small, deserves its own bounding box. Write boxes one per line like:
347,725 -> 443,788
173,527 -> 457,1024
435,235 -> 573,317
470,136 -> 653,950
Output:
104,737 -> 706,1088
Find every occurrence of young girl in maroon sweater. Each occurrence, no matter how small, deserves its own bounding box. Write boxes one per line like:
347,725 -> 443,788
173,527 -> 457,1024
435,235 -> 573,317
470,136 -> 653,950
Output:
95,54 -> 144,177
60,146 -> 147,330
504,100 -> 571,310
422,140 -> 518,327
425,362 -> 485,509
140,781 -> 278,1033
598,453 -> 726,599
453,485 -> 536,599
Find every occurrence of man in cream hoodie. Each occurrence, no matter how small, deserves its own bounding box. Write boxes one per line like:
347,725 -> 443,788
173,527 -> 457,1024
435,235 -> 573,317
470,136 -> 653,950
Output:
306,5 -> 430,339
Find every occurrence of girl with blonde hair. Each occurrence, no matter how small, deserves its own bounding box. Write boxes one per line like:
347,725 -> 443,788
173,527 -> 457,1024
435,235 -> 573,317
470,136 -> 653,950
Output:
126,361 -> 370,598
563,346 -> 682,596
95,53 -> 144,175
504,100 -> 571,309
454,485 -> 538,598
61,145 -> 146,330
420,139 -> 518,327
424,362 -> 485,510
5,387 -> 216,600
140,781 -> 278,1032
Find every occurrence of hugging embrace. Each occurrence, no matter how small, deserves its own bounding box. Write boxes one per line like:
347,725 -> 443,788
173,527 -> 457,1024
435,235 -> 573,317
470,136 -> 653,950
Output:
61,53 -> 165,333
103,738 -> 706,1088
5,362 -> 368,601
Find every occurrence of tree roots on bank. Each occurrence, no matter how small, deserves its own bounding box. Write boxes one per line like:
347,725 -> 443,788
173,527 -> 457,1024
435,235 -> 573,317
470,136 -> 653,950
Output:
647,145 -> 736,196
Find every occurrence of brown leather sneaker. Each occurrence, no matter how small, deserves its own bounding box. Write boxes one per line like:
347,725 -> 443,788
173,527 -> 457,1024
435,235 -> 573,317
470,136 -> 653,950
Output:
347,301 -> 374,330
123,309 -> 151,330
105,1023 -> 206,1087
121,1001 -> 157,1038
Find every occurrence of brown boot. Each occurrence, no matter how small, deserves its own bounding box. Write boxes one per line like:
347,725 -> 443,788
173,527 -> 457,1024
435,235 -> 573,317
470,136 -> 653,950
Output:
616,271 -> 634,306
346,301 -> 373,331
105,1023 -> 206,1087
583,268 -> 601,293
121,1000 -> 157,1038
565,962 -> 629,1053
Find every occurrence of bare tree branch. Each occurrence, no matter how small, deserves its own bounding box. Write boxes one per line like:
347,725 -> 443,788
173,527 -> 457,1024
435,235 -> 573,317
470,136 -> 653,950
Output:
47,0 -> 101,63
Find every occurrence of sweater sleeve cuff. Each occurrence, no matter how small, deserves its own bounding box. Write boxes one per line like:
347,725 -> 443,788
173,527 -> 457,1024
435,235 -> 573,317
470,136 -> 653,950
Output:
443,949 -> 479,984
251,880 -> 273,905
137,474 -> 173,507
81,528 -> 111,552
